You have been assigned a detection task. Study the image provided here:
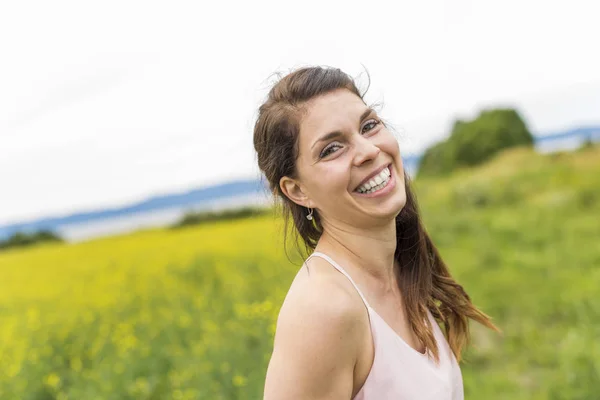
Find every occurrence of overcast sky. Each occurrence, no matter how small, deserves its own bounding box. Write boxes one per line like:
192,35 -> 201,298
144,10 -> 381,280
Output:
1,0 -> 599,225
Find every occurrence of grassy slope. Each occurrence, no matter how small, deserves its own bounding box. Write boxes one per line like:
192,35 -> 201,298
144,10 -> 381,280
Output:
415,145 -> 600,399
0,145 -> 598,399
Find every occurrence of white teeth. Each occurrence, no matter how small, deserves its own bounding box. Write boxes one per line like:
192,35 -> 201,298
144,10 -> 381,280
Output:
356,167 -> 391,194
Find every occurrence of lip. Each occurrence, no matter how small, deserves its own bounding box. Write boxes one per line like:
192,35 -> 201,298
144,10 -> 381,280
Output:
354,163 -> 392,192
353,165 -> 396,198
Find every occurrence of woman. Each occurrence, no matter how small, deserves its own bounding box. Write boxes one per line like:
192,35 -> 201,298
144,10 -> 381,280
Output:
253,66 -> 498,399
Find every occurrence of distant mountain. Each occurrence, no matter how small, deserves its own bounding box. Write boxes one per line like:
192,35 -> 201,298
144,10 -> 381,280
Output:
0,179 -> 269,241
535,126 -> 600,143
1,125 -> 598,242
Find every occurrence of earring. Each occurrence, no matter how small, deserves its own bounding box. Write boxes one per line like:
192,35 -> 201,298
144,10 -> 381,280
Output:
306,207 -> 314,221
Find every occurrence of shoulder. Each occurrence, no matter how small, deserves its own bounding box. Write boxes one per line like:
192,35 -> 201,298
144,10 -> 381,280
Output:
282,256 -> 366,328
263,257 -> 367,399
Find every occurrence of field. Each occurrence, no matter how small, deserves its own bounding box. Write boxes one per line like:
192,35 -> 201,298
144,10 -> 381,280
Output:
0,145 -> 599,399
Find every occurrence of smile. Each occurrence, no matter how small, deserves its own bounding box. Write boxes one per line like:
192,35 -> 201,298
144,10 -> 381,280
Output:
354,165 -> 393,195
356,166 -> 392,193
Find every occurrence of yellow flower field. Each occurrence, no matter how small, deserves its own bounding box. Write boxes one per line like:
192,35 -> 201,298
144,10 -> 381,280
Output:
0,216 -> 299,399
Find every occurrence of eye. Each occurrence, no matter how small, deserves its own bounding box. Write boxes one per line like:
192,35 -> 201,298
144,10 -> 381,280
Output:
362,119 -> 381,134
320,143 -> 342,158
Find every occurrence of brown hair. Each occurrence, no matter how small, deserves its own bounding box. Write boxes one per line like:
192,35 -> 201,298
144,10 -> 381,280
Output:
253,66 -> 498,362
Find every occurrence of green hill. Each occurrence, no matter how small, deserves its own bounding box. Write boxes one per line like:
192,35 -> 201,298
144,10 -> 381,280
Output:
415,144 -> 600,398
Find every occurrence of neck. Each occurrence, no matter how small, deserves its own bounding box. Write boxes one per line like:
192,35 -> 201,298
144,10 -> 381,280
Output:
315,217 -> 398,291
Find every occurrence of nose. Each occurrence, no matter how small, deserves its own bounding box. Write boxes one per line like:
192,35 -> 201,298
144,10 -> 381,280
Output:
352,134 -> 381,166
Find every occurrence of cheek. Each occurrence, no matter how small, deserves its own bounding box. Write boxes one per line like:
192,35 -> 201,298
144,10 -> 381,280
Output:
381,134 -> 404,173
383,132 -> 401,155
312,166 -> 348,195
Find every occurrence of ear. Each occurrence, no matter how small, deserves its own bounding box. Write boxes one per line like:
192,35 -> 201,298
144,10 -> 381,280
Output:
280,175 -> 311,208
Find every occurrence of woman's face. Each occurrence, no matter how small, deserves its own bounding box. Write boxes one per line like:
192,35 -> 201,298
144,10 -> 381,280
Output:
281,88 -> 407,227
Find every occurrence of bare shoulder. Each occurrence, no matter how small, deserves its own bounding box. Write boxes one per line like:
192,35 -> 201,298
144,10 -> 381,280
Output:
281,256 -> 366,328
263,257 -> 366,400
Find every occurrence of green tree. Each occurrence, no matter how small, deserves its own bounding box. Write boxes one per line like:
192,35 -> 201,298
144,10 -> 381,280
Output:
418,108 -> 533,177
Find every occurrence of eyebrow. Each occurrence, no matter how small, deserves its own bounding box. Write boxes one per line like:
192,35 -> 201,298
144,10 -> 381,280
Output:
310,108 -> 375,150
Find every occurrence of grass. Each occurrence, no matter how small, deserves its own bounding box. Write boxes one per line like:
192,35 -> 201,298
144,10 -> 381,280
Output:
0,145 -> 598,399
415,146 -> 600,398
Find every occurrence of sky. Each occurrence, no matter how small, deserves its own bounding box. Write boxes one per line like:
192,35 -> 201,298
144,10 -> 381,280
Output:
1,0 -> 599,225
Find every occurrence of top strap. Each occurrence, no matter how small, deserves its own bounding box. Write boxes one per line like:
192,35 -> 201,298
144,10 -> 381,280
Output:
305,251 -> 371,309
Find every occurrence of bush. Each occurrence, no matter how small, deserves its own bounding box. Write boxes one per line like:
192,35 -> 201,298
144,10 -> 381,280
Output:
0,229 -> 63,251
171,207 -> 272,229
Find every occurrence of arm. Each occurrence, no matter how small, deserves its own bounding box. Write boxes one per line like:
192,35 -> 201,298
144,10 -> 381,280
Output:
263,279 -> 363,400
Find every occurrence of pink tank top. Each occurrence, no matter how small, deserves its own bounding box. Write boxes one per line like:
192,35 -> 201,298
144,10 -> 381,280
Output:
305,252 -> 464,400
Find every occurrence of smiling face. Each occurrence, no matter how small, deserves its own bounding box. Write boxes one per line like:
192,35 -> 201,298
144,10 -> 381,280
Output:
279,88 -> 407,228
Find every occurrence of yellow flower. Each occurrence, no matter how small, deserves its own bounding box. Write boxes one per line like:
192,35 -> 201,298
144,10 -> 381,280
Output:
44,373 -> 61,389
232,374 -> 247,387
